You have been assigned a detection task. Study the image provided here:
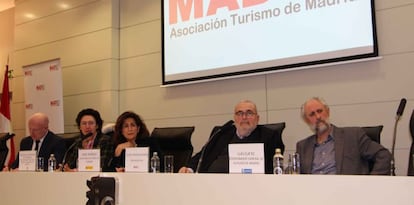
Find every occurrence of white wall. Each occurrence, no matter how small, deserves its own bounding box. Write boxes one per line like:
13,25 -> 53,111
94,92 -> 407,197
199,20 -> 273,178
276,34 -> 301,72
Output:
0,7 -> 14,99
1,0 -> 413,175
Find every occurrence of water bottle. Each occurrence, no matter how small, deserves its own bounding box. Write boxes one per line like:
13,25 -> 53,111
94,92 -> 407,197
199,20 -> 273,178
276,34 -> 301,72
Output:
273,148 -> 284,175
150,152 -> 160,173
48,154 -> 57,172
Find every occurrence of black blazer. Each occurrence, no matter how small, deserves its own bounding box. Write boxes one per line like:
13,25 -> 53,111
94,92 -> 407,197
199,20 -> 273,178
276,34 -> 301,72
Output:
188,125 -> 285,174
110,137 -> 164,172
11,131 -> 66,171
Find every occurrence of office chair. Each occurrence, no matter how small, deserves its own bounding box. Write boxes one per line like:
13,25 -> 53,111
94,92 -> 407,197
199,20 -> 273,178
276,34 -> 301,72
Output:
361,125 -> 383,144
361,125 -> 384,172
210,122 -> 286,153
211,122 -> 285,136
0,133 -> 14,170
150,126 -> 195,173
102,123 -> 115,138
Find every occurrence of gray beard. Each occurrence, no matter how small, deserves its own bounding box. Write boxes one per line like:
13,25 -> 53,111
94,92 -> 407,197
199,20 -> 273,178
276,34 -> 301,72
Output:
311,119 -> 330,135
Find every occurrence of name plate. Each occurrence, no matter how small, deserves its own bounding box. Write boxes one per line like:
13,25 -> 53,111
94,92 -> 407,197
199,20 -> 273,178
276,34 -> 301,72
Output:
19,150 -> 37,171
228,143 -> 264,174
125,147 -> 149,172
78,149 -> 100,172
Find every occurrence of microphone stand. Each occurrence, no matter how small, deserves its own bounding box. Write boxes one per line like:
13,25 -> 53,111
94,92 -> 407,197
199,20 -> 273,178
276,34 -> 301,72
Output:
390,116 -> 401,176
195,121 -> 234,173
60,139 -> 80,172
60,132 -> 93,171
195,128 -> 220,173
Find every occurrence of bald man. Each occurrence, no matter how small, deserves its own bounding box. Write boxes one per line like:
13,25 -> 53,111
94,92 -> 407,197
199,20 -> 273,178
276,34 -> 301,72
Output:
8,113 -> 66,171
179,100 -> 285,174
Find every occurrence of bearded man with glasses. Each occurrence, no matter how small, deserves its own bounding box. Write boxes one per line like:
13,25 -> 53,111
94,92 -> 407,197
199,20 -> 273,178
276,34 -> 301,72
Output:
179,100 -> 285,174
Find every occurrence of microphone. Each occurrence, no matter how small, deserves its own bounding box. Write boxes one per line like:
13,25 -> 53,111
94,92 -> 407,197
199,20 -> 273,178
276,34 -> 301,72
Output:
396,98 -> 407,120
60,132 -> 93,171
81,132 -> 93,141
391,98 -> 407,176
195,120 -> 234,173
4,133 -> 14,140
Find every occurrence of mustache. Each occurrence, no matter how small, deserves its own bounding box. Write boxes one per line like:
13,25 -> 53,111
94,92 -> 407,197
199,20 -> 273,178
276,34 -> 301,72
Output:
311,119 -> 330,134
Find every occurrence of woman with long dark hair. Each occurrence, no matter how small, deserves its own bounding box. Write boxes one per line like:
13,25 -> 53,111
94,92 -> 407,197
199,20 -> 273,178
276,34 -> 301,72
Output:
111,111 -> 162,172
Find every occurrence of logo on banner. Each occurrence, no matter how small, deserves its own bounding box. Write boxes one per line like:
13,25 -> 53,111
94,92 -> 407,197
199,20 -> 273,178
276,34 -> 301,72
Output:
49,64 -> 59,71
24,70 -> 32,76
50,100 -> 60,107
35,84 -> 45,91
25,104 -> 33,110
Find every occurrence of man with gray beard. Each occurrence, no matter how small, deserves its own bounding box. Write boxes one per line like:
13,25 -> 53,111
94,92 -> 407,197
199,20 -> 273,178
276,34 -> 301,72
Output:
296,97 -> 391,175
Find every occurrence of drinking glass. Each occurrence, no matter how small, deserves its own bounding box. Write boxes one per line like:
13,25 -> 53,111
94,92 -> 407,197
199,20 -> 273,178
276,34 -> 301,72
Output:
37,157 -> 44,172
164,155 -> 174,173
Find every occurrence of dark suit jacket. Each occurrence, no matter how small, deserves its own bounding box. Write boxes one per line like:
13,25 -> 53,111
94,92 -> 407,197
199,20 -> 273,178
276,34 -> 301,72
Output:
296,125 -> 391,175
188,125 -> 285,174
65,133 -> 114,172
11,131 -> 66,171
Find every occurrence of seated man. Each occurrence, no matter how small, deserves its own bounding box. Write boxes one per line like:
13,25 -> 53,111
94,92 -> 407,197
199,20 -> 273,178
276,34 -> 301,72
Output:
296,97 -> 391,175
62,108 -> 114,172
179,100 -> 285,174
7,113 -> 66,171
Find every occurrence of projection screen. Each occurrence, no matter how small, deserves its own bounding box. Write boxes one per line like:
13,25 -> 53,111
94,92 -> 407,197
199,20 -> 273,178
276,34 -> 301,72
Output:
162,0 -> 378,85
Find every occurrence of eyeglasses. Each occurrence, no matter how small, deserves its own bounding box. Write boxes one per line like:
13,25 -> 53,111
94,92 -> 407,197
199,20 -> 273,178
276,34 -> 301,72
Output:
80,121 -> 96,127
234,110 -> 257,118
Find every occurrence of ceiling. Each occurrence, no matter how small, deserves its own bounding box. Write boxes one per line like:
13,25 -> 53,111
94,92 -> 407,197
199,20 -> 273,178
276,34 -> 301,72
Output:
0,0 -> 14,12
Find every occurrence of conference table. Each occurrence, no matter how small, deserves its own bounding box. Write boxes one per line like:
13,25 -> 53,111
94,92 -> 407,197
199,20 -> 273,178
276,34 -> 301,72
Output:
0,172 -> 413,205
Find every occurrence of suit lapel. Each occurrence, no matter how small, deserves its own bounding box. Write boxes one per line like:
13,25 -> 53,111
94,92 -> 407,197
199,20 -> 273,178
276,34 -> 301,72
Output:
303,136 -> 316,173
333,126 -> 345,174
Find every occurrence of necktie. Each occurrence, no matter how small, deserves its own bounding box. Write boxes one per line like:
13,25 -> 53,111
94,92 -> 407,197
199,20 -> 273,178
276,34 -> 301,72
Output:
35,140 -> 40,151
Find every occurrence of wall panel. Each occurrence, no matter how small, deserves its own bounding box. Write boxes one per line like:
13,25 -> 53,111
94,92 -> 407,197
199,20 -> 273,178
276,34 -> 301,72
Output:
376,4 -> 414,55
14,29 -> 116,74
14,0 -> 99,24
119,75 -> 267,119
15,0 -> 113,50
63,59 -> 119,96
63,91 -> 119,132
120,20 -> 161,58
120,53 -> 161,89
120,0 -> 160,28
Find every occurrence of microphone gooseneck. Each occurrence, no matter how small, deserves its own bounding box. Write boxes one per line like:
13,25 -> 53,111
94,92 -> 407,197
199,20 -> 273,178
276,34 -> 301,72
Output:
195,120 -> 234,173
391,98 -> 407,176
60,132 -> 93,171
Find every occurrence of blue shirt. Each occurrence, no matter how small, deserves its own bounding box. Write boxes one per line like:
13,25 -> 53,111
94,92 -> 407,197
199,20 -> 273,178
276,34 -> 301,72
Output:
311,135 -> 336,174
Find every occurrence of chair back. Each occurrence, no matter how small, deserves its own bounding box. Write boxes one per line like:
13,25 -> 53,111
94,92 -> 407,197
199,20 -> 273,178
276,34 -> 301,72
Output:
361,125 -> 383,144
361,125 -> 383,172
263,122 -> 286,141
410,109 -> 414,140
56,132 -> 80,150
211,122 -> 286,133
0,133 -> 10,169
150,127 -> 195,172
408,110 -> 414,176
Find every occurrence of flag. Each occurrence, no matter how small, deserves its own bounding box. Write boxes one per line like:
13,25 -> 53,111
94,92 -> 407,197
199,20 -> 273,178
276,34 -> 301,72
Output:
0,63 -> 15,167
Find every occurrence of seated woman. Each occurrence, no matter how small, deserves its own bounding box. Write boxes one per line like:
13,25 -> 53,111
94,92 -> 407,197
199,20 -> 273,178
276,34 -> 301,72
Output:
63,108 -> 114,172
111,111 -> 163,172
